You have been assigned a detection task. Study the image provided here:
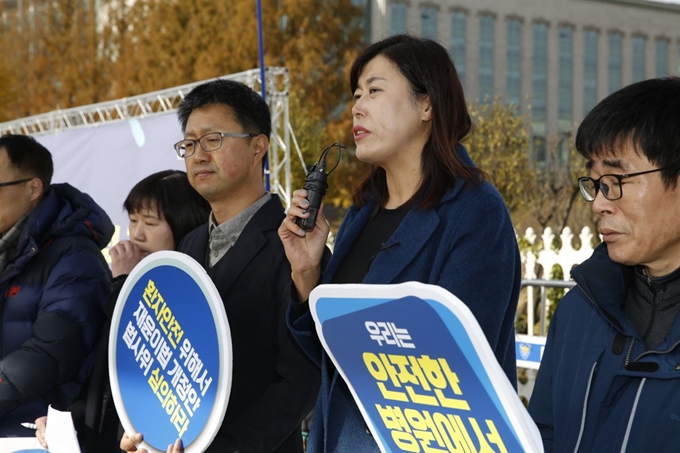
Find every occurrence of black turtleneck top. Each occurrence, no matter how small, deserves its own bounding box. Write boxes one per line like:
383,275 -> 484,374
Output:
625,265 -> 680,349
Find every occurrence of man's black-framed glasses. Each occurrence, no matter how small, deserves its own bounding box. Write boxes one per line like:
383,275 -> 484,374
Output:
0,178 -> 32,188
174,131 -> 258,158
578,168 -> 666,202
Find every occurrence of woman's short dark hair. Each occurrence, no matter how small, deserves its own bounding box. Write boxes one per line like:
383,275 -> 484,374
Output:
124,170 -> 211,248
349,34 -> 482,210
575,76 -> 680,188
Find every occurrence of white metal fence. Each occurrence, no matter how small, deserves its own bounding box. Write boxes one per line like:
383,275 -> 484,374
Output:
515,226 -> 597,386
518,226 -> 596,337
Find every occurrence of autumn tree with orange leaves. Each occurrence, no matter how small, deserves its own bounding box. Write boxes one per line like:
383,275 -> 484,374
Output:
0,0 -> 368,208
0,0 -> 111,118
0,62 -> 14,122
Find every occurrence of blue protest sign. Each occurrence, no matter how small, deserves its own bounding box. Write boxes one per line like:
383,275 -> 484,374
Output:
515,334 -> 546,370
109,251 -> 231,453
310,282 -> 542,453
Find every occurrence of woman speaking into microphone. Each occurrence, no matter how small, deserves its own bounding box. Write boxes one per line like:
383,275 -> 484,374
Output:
279,34 -> 522,453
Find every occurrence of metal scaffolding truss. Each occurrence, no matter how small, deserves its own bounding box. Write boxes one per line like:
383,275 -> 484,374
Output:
0,66 -> 295,205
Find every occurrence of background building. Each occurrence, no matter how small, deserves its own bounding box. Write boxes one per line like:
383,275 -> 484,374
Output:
366,0 -> 680,162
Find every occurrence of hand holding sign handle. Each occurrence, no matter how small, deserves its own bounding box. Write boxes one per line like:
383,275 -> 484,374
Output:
121,432 -> 184,453
166,438 -> 184,453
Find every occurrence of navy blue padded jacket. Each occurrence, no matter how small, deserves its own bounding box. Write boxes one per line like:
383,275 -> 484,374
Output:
0,183 -> 113,436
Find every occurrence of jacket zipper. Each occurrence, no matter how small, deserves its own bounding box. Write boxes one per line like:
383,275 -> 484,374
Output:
577,283 -> 641,367
631,338 -> 680,362
626,277 -> 680,365
624,338 -> 636,366
640,276 -> 657,345
576,284 -> 598,309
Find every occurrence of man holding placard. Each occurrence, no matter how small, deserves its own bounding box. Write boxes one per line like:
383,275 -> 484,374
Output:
121,80 -> 319,453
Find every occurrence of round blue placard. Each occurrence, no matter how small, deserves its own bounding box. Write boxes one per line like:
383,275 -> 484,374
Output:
109,251 -> 232,453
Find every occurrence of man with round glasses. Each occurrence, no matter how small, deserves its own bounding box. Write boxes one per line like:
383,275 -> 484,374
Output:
121,79 -> 319,453
529,77 -> 680,452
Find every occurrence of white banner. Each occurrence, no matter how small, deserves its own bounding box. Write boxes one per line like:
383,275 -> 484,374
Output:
35,114 -> 186,262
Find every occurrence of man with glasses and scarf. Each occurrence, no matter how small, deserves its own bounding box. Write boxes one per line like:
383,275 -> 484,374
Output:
0,134 -> 113,436
529,77 -> 680,452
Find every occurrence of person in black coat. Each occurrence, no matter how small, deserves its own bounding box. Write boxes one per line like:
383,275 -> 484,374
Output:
35,170 -> 209,453
121,79 -> 320,453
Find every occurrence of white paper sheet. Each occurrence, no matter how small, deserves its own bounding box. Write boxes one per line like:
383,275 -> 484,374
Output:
44,405 -> 81,453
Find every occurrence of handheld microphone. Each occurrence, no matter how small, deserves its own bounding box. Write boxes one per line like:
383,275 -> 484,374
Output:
296,142 -> 344,231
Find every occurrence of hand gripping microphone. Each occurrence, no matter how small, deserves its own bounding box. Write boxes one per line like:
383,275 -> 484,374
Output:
296,142 -> 344,231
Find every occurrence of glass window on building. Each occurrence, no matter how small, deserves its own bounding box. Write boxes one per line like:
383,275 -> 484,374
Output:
390,2 -> 407,35
479,15 -> 495,102
632,35 -> 646,83
421,6 -> 437,40
531,135 -> 547,171
533,23 -> 548,123
558,26 -> 574,127
584,30 -> 598,115
450,11 -> 466,84
608,32 -> 622,94
506,18 -> 522,106
557,133 -> 571,165
655,38 -> 669,77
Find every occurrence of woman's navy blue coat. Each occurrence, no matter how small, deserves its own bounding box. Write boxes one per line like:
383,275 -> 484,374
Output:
288,146 -> 521,452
